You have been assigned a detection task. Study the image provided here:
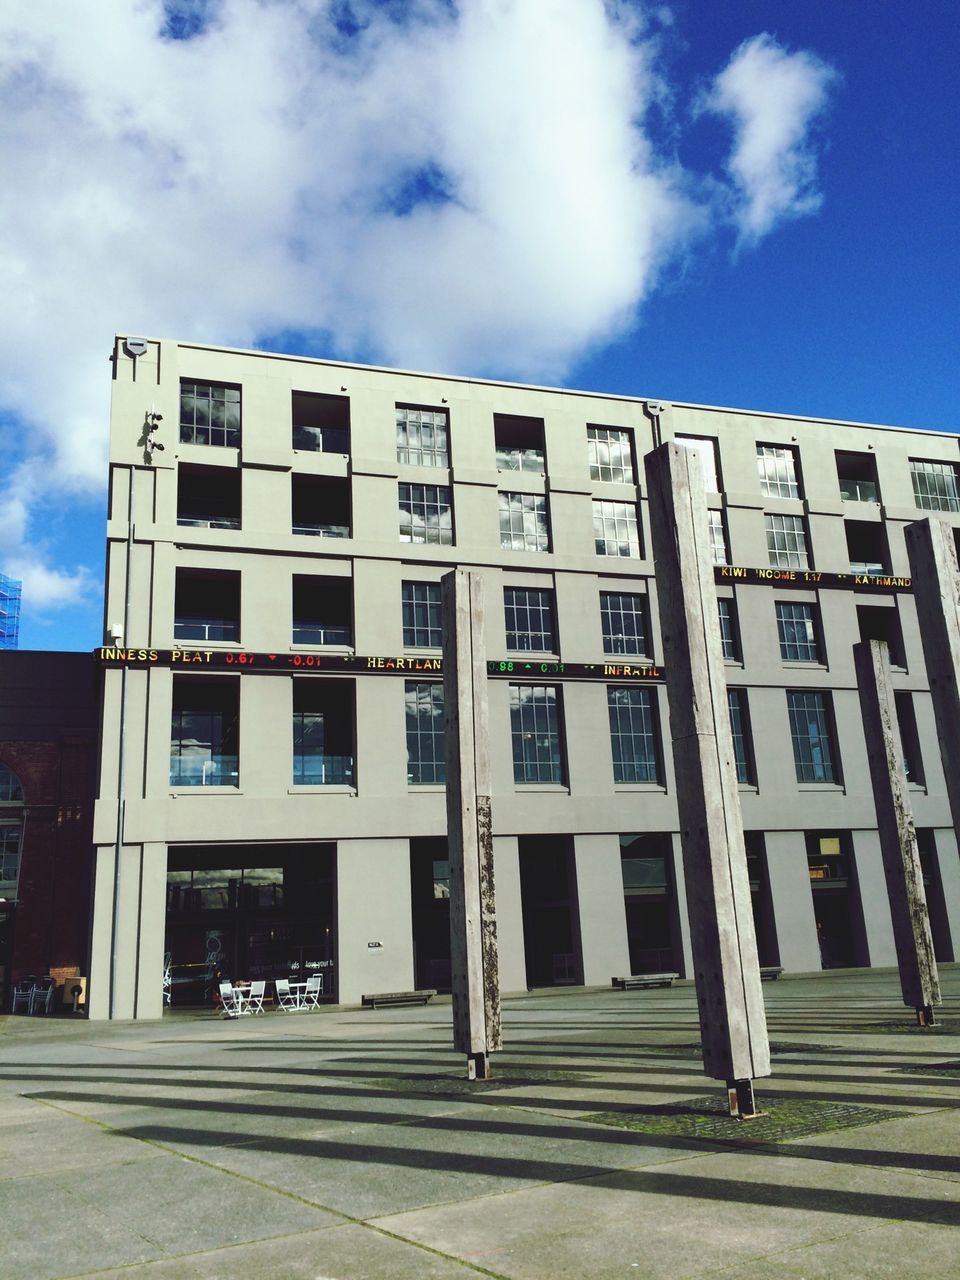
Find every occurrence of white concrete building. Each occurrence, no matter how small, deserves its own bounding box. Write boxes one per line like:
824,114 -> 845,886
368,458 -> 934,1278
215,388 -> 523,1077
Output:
90,335 -> 960,1018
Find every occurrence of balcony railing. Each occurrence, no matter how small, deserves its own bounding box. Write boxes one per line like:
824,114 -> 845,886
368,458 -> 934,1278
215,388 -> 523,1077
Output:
170,754 -> 239,787
293,425 -> 350,454
293,755 -> 354,785
292,623 -> 352,646
292,523 -> 350,538
839,479 -> 879,503
176,515 -> 241,530
496,447 -> 545,473
849,561 -> 887,576
174,619 -> 240,642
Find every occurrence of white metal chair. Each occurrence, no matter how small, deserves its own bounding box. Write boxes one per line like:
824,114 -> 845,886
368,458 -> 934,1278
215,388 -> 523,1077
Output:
162,954 -> 172,1007
218,981 -> 248,1018
30,976 -> 56,1014
245,980 -> 266,1014
12,979 -> 34,1014
302,974 -> 323,1009
274,978 -> 299,1011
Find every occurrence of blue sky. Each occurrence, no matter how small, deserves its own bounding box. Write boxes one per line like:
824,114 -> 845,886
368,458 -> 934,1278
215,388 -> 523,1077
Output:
0,1 -> 957,651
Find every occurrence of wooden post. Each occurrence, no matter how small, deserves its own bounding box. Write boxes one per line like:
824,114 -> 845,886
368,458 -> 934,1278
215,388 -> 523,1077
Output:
854,639 -> 940,1024
644,443 -> 770,1109
442,569 -> 502,1079
904,517 -> 960,840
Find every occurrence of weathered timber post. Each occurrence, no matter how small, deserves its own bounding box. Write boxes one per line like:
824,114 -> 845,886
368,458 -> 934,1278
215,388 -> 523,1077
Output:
442,568 -> 502,1080
854,639 -> 940,1025
905,517 -> 960,840
645,443 -> 771,1117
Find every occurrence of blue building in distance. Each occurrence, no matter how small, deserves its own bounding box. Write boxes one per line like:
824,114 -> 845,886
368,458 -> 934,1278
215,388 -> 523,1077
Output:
0,574 -> 22,649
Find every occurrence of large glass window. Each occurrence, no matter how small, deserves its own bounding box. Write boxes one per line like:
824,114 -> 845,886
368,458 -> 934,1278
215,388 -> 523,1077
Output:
587,426 -> 634,483
174,569 -> 240,643
399,483 -> 453,544
500,492 -> 550,551
608,686 -> 661,783
717,598 -> 740,660
396,406 -> 449,468
765,513 -> 810,569
910,459 -> 960,512
402,582 -> 443,648
509,685 -> 564,783
179,382 -> 241,448
293,576 -> 352,646
0,824 -> 22,882
292,391 -> 350,454
787,691 -> 837,783
170,678 -> 239,787
495,415 -> 545,472
601,592 -> 649,657
292,680 -> 354,785
593,500 -> 641,557
727,689 -> 753,784
0,763 -> 23,802
707,509 -> 729,565
504,587 -> 555,652
776,601 -> 821,662
757,444 -> 801,498
405,682 -> 445,784
675,436 -> 720,492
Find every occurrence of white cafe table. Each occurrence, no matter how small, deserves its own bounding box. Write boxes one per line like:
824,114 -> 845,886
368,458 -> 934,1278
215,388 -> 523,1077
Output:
286,982 -> 310,1009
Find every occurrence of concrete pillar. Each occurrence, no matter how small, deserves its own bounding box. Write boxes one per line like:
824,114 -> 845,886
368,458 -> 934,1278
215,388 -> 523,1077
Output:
764,831 -> 821,973
669,833 -> 694,978
443,569 -> 502,1076
492,836 -> 527,993
645,442 -> 770,1094
336,838 -> 414,1004
573,834 -> 630,985
850,830 -> 897,968
87,841 -> 167,1020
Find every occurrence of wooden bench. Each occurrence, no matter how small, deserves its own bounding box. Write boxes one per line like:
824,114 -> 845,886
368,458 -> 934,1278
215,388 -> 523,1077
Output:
361,989 -> 437,1009
611,973 -> 679,990
760,966 -> 784,981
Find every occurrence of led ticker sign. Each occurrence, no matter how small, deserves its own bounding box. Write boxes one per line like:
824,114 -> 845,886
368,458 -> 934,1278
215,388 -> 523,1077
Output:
715,565 -> 911,591
96,648 -> 665,682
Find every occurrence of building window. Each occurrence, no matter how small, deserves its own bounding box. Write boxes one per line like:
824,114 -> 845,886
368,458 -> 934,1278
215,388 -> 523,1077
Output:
675,436 -> 720,492
292,680 -> 354,785
402,581 -> 442,647
405,682 -> 445,784
776,601 -> 821,662
292,391 -> 350,454
293,576 -> 352,646
396,406 -> 449,468
787,691 -> 837,783
717,598 -> 740,660
179,382 -> 241,448
0,763 -> 23,802
170,678 -> 239,787
846,520 -> 890,575
857,605 -> 904,667
399,483 -> 453,544
894,691 -> 925,785
504,587 -> 555,652
910,459 -> 960,512
593,500 -> 641,557
707,509 -> 729,565
510,685 -> 564,783
765,513 -> 810,569
727,689 -> 754,784
608,686 -> 661,783
601,592 -> 650,657
174,569 -> 240,643
836,451 -> 879,504
587,426 -> 634,483
292,474 -> 351,538
177,464 -> 241,529
0,823 -> 21,882
495,415 -> 545,472
500,492 -> 549,552
757,444 -> 801,498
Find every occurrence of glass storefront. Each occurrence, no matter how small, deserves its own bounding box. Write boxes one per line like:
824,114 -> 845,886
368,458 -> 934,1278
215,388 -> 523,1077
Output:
165,844 -> 336,1006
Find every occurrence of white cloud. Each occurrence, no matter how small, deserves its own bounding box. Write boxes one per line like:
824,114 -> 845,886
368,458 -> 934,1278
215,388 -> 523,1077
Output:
0,3 -> 836,614
703,33 -> 837,243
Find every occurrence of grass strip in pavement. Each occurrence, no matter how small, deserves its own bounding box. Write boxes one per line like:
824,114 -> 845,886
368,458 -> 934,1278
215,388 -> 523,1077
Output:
365,1066 -> 588,1095
584,1095 -> 911,1146
893,1060 -> 960,1077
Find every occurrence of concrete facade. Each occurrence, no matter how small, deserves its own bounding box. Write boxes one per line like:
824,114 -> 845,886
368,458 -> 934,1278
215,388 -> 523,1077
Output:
91,335 -> 960,1017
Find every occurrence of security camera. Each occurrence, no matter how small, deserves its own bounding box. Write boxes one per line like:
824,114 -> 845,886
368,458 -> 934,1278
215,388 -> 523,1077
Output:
124,337 -> 148,358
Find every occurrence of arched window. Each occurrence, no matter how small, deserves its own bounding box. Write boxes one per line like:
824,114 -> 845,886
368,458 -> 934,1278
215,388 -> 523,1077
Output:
0,763 -> 23,803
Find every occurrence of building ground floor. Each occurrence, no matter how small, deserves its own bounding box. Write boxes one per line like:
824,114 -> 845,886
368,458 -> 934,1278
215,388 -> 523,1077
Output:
86,824 -> 960,1020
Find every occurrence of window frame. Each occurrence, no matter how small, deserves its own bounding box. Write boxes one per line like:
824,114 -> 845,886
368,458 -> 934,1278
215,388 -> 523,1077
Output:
399,482 -> 454,545
764,513 -> 810,570
910,458 -> 960,512
504,586 -> 556,653
593,499 -> 641,558
726,688 -> 754,785
396,405 -> 450,469
786,690 -> 838,784
775,600 -> 822,663
179,381 -> 241,448
757,443 -> 801,499
402,581 -> 443,648
509,684 -> 565,784
499,492 -> 550,552
717,597 -> 740,661
405,681 -> 446,785
587,425 -> 635,483
608,685 -> 662,784
600,592 -> 650,658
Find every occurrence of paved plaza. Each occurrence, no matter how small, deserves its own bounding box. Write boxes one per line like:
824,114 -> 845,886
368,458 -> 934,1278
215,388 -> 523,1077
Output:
2,968 -> 960,1279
